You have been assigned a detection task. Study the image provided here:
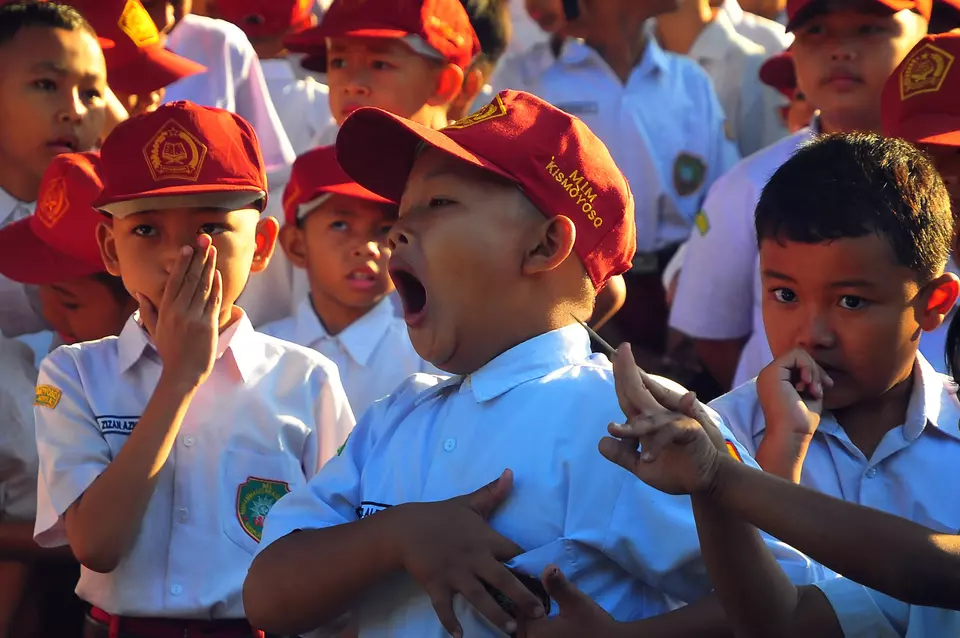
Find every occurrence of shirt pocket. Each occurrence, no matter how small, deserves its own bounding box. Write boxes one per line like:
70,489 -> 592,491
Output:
221,448 -> 304,555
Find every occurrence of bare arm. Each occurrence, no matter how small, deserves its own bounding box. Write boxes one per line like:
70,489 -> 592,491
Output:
692,337 -> 746,392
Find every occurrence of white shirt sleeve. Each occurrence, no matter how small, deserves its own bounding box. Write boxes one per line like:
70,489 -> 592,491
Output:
815,578 -> 903,638
704,85 -> 742,195
0,277 -> 47,338
736,58 -> 789,158
306,363 -> 356,477
0,338 -> 38,522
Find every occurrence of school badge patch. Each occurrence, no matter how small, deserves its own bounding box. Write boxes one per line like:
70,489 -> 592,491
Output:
237,477 -> 290,542
143,120 -> 208,182
34,385 -> 62,410
37,177 -> 68,229
694,209 -> 710,236
900,43 -> 955,100
673,153 -> 706,197
118,0 -> 161,48
445,94 -> 508,130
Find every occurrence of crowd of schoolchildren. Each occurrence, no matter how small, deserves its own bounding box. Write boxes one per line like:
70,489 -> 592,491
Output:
1,0 -> 960,636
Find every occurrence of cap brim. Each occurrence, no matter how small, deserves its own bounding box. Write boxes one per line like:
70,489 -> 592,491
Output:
891,115 -> 960,146
97,188 -> 267,217
335,108 -> 515,203
105,47 -> 206,95
286,27 -> 411,72
0,218 -> 104,285
759,54 -> 796,92
787,0 -> 904,30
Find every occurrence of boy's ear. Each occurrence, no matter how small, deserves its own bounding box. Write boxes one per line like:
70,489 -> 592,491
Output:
250,216 -> 280,273
521,215 -> 577,277
278,223 -> 308,269
428,64 -> 465,107
920,273 -> 960,332
450,68 -> 486,120
96,219 -> 122,277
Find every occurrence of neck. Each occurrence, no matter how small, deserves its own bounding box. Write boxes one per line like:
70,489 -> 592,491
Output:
309,290 -> 375,337
832,366 -> 915,459
818,108 -> 882,135
656,2 -> 715,55
584,18 -> 650,83
253,36 -> 288,60
410,106 -> 452,131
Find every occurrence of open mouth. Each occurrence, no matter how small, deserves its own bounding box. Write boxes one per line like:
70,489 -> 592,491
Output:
346,266 -> 379,291
47,137 -> 78,152
390,268 -> 428,325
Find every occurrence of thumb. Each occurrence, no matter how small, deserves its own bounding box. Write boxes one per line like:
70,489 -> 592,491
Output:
541,566 -> 585,614
137,293 -> 159,336
465,469 -> 513,519
598,437 -> 641,474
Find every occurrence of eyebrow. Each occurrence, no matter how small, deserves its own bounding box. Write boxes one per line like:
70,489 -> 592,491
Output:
50,284 -> 78,299
29,60 -> 105,82
762,270 -> 878,288
761,270 -> 796,282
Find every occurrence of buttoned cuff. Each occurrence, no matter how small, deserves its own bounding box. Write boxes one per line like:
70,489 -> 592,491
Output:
814,577 -> 900,638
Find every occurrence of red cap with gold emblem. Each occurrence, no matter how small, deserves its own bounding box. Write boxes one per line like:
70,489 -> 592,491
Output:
0,152 -> 106,285
95,101 -> 268,216
217,0 -> 316,39
335,90 -> 636,290
786,0 -> 933,31
283,145 -> 394,226
284,0 -> 481,73
65,0 -> 206,96
882,32 -> 960,145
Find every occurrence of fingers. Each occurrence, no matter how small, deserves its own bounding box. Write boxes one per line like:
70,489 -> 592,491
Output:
160,245 -> 194,310
465,469 -> 513,520
609,414 -> 692,462
136,293 -> 159,336
189,243 -> 217,314
426,584 -> 463,638
612,344 -> 662,417
541,565 -> 583,613
206,269 -> 223,319
786,350 -> 834,399
598,436 -> 642,473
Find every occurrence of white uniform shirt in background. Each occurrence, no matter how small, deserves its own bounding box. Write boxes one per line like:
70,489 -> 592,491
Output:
260,324 -> 828,637
0,336 -> 39,522
918,259 -> 960,375
713,353 -> 960,637
262,296 -> 441,416
33,311 -> 355,618
504,0 -> 549,58
259,58 -> 334,156
0,191 -> 46,340
722,0 -> 793,53
687,10 -> 789,157
669,124 -> 816,387
492,38 -> 740,252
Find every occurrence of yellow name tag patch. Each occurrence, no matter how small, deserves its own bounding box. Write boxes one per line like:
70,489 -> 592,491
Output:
725,440 -> 743,463
35,385 -> 62,409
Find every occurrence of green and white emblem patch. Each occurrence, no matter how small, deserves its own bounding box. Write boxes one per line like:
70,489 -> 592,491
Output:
236,477 -> 290,542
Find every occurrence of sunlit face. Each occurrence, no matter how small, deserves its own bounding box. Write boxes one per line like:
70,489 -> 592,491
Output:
760,235 -> 932,410
98,206 -> 276,329
0,26 -> 106,201
791,6 -> 925,128
38,275 -> 136,344
326,37 -> 444,125
389,149 -> 535,373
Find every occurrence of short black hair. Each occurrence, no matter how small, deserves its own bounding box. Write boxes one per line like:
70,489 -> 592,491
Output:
755,132 -> 952,282
460,0 -> 510,70
0,2 -> 96,48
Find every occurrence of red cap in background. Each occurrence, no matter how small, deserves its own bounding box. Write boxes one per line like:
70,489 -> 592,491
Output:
217,0 -> 315,39
786,0 -> 932,31
0,152 -> 106,285
882,32 -> 960,145
96,101 -> 268,216
335,90 -> 636,291
760,51 -> 798,99
285,0 -> 481,73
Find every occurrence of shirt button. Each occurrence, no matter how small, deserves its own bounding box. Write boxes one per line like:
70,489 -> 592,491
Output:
183,435 -> 195,447
443,438 -> 457,453
170,583 -> 182,596
865,468 -> 878,478
178,508 -> 189,523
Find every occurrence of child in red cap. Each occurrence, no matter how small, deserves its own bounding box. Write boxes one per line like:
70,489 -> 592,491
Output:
245,90 -> 825,637
759,49 -> 817,133
31,100 -> 354,638
262,145 -> 438,417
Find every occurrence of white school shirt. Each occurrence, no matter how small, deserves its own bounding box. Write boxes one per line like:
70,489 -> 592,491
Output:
669,123 -> 817,387
687,11 -> 789,157
259,324 -> 828,637
722,0 -> 793,53
0,335 -> 39,522
33,311 -> 355,618
260,58 -> 334,156
163,14 -> 296,176
0,190 -> 46,339
491,38 -> 740,252
504,0 -> 549,58
917,258 -> 960,375
261,296 -> 441,416
712,353 -> 960,637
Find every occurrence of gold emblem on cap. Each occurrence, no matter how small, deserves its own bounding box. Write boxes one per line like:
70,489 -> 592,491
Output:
143,120 -> 208,182
445,94 -> 507,130
118,0 -> 161,48
900,43 -> 955,100
37,177 -> 69,229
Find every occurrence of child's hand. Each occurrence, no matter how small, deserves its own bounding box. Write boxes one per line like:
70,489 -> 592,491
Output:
757,348 -> 834,441
388,470 -> 546,638
518,567 -> 620,638
137,235 -> 222,390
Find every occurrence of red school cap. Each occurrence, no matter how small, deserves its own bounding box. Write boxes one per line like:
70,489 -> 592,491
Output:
217,0 -> 316,40
335,90 -> 636,291
66,0 -> 206,96
95,101 -> 268,216
283,145 -> 393,227
0,152 -> 106,285
786,0 -> 933,31
760,51 -> 798,99
284,0 -> 481,73
882,32 -> 960,146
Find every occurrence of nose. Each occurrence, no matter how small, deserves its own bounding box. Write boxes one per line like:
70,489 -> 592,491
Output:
344,70 -> 371,97
387,224 -> 411,252
58,88 -> 86,124
827,38 -> 856,62
797,310 -> 837,350
353,240 -> 382,260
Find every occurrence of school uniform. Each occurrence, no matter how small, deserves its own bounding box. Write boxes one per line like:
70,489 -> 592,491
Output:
686,10 -> 789,156
669,120 -> 820,387
33,311 -> 355,623
918,259 -> 960,374
0,191 -> 45,339
260,324 -> 828,636
722,0 -> 794,53
262,297 -> 441,416
260,58 -> 335,156
712,352 -> 960,636
0,335 -> 39,524
503,0 -> 549,58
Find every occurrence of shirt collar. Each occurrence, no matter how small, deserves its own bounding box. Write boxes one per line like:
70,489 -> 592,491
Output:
558,36 -> 667,77
419,324 -> 593,405
0,188 -> 34,227
296,296 -> 397,367
117,308 -> 260,382
689,11 -> 740,64
723,0 -> 745,24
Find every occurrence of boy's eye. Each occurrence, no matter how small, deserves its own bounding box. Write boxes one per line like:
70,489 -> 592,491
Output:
772,288 -> 797,303
132,225 -> 156,237
199,223 -> 227,236
859,23 -> 885,34
371,60 -> 394,70
32,78 -> 56,91
328,58 -> 346,69
838,295 -> 867,310
330,220 -> 349,232
428,198 -> 455,208
82,88 -> 104,102
800,24 -> 824,36
378,223 -> 394,236
62,302 -> 81,311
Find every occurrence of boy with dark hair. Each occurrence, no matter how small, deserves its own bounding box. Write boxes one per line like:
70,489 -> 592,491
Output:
243,90 -> 824,638
451,0 -> 511,120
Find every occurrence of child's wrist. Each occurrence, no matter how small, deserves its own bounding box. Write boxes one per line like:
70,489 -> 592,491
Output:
156,369 -> 203,399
